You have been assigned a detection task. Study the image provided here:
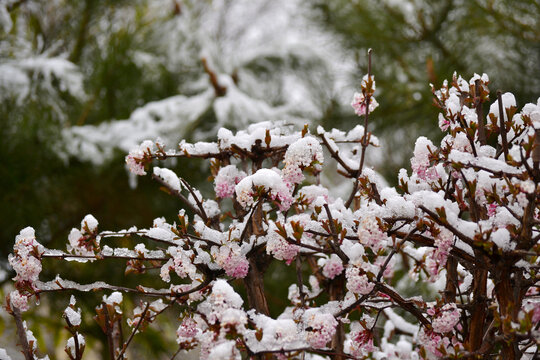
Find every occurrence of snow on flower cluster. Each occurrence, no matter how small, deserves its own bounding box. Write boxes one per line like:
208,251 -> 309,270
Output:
321,254 -> 343,279
429,303 -> 460,334
212,243 -> 249,278
8,227 -> 44,311
160,246 -> 198,282
282,136 -> 323,186
351,75 -> 379,116
410,136 -> 438,181
265,222 -> 299,264
67,214 -> 99,260
357,214 -> 386,252
214,165 -> 246,198
235,168 -> 293,211
125,140 -> 155,175
304,310 -> 338,349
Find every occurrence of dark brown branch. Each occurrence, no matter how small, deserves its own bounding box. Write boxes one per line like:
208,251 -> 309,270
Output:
12,307 -> 33,360
201,57 -> 227,97
497,91 -> 509,160
475,79 -> 486,145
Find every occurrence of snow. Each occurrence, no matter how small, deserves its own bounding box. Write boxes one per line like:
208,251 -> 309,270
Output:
491,228 -> 514,251
0,348 -> 12,360
489,92 -> 517,120
66,334 -> 85,358
64,306 -> 82,326
103,291 -> 123,305
153,167 -> 182,192
383,308 -> 419,335
82,214 -> 98,233
146,227 -> 176,243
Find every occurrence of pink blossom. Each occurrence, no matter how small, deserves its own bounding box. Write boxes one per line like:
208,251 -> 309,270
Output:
160,247 -> 197,282
357,215 -> 386,252
426,228 -> 453,280
125,140 -> 155,175
214,165 -> 246,198
10,290 -> 29,312
305,312 -> 338,349
213,244 -> 249,278
322,254 -> 343,279
411,136 -> 439,181
177,317 -> 199,340
282,136 -> 323,187
351,92 -> 379,116
348,324 -> 374,358
346,267 -> 374,295
418,327 -> 451,357
235,169 -> 293,211
266,230 -> 299,264
487,203 -> 498,217
431,303 -> 460,334
439,115 -> 451,131
8,227 -> 43,290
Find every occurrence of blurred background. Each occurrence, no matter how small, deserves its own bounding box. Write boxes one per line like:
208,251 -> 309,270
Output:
1,0 -> 539,358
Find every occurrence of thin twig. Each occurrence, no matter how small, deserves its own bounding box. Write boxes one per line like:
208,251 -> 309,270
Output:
346,49 -> 373,209
115,302 -> 150,360
323,204 -> 349,262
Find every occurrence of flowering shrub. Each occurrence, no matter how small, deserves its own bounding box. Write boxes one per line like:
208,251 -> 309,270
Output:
4,67 -> 540,360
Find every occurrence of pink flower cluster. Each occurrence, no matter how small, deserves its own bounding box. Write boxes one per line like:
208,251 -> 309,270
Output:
160,247 -> 197,282
125,140 -> 155,175
305,311 -> 338,349
357,215 -> 386,252
9,290 -> 30,312
282,136 -> 323,187
214,165 -> 246,198
429,303 -> 460,334
322,254 -> 344,279
418,327 -> 450,357
213,244 -> 249,278
426,228 -> 453,280
266,230 -> 299,265
411,136 -> 439,181
351,92 -> 379,116
8,227 -> 43,289
348,323 -> 374,357
235,169 -> 293,211
67,214 -> 99,258
346,267 -> 374,295
176,317 -> 200,343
